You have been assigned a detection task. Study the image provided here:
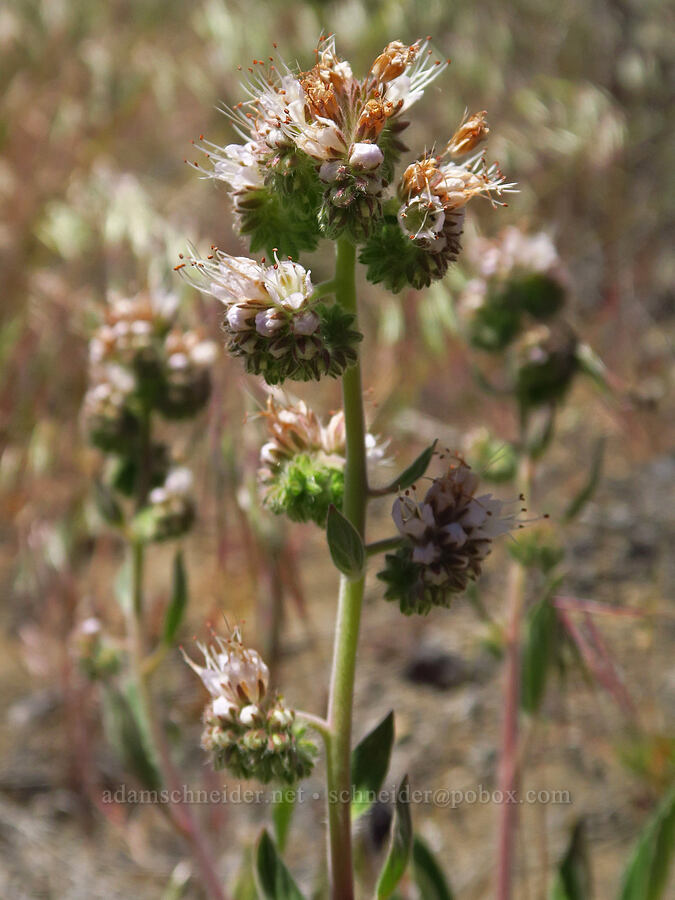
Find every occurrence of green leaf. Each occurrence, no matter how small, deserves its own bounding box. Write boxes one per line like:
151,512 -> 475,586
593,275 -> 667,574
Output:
412,835 -> 454,899
619,782 -> 675,900
94,479 -> 124,527
521,576 -> 563,715
272,788 -> 297,854
326,504 -> 365,580
376,775 -> 413,899
254,829 -> 305,900
102,684 -> 162,792
550,820 -> 591,899
351,711 -> 395,819
162,551 -> 188,644
563,438 -> 605,522
389,440 -> 438,492
576,342 -> 610,392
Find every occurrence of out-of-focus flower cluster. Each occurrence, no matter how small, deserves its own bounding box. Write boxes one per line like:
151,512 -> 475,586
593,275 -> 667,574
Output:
82,290 -> 216,541
378,460 -> 518,615
183,628 -> 316,784
178,250 -> 361,385
257,394 -> 387,526
456,227 -> 580,411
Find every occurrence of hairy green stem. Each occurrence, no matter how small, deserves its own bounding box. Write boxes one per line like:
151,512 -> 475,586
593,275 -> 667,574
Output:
365,536 -> 404,557
325,239 -> 368,900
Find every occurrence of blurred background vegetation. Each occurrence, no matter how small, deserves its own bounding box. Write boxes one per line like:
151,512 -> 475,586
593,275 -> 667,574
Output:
0,0 -> 673,897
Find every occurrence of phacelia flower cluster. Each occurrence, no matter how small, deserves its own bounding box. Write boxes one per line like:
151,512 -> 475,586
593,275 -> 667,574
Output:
378,460 -> 518,615
178,249 -> 361,384
189,37 -> 449,249
258,394 -> 387,526
83,290 -> 215,538
458,227 -> 567,353
182,628 -> 316,784
360,111 -> 516,292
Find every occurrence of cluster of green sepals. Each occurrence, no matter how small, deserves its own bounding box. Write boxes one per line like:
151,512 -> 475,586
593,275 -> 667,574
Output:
202,702 -> 317,785
263,453 -> 344,527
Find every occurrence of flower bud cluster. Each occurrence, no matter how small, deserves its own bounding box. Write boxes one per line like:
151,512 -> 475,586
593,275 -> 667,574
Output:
257,394 -> 388,526
360,111 -> 515,292
183,628 -> 316,784
378,460 -> 517,615
459,227 -> 567,353
457,228 -> 579,409
178,249 -> 361,385
82,289 -> 215,540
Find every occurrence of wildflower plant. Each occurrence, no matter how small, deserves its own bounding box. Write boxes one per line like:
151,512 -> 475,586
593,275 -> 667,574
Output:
177,35 -> 520,899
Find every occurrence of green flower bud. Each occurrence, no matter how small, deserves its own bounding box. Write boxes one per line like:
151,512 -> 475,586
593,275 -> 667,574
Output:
318,163 -> 384,243
514,324 -> 579,409
464,428 -> 518,483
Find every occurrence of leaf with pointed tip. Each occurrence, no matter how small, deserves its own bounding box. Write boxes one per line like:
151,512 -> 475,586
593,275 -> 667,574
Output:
351,711 -> 395,819
102,684 -> 162,792
619,783 -> 675,900
162,551 -> 188,644
563,438 -> 605,522
521,577 -> 563,715
550,820 -> 592,899
255,829 -> 305,900
326,504 -> 364,580
388,440 -> 438,493
376,776 -> 413,899
412,835 -> 454,899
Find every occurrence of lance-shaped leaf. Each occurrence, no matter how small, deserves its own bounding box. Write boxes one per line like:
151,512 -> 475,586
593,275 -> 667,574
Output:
563,437 -> 605,522
412,835 -> 455,899
550,819 -> 592,899
376,775 -> 413,899
255,829 -> 305,900
351,711 -> 395,819
619,783 -> 675,900
162,550 -> 188,644
521,576 -> 563,715
102,684 -> 162,792
376,440 -> 438,494
326,504 -> 364,580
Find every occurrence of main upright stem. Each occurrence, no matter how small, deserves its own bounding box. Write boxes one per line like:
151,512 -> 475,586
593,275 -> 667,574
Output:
326,239 -> 368,900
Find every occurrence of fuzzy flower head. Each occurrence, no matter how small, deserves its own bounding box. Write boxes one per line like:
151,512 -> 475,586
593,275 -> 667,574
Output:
182,627 -> 316,784
257,394 -> 386,526
178,248 -> 361,384
187,36 -> 449,248
378,459 -> 520,614
360,109 -> 515,293
182,627 -> 269,717
89,291 -> 178,368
